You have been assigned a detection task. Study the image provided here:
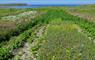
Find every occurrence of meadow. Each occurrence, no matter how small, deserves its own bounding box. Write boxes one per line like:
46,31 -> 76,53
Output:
0,4 -> 95,60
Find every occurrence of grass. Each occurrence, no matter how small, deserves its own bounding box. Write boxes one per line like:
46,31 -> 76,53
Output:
37,20 -> 95,60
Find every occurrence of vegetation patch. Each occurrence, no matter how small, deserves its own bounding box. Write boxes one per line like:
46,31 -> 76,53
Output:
38,23 -> 95,60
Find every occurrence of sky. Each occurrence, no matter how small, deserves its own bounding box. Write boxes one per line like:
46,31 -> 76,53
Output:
0,0 -> 95,4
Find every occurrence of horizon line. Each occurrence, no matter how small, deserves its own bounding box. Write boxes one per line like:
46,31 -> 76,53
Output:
0,3 -> 95,5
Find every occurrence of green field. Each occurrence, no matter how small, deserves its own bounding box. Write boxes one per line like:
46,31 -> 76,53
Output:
0,4 -> 95,60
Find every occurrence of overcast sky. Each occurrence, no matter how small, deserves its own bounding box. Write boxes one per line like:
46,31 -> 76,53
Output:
0,0 -> 95,4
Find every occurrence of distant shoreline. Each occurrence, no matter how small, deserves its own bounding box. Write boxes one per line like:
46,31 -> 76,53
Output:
0,4 -> 81,8
0,3 -> 94,6
0,4 -> 94,8
0,3 -> 27,6
0,3 -> 93,6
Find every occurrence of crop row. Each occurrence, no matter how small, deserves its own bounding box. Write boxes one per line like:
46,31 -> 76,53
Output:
39,8 -> 95,40
0,24 -> 42,60
11,25 -> 46,60
0,28 -> 32,60
0,10 -> 40,42
61,10 -> 95,40
0,10 -> 48,59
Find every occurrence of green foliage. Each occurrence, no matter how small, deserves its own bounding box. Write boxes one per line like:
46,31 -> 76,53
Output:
0,29 -> 32,60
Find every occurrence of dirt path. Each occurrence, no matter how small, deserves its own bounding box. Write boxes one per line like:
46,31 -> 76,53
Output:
11,42 -> 34,60
10,26 -> 46,60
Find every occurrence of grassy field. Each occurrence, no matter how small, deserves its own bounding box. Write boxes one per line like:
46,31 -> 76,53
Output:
65,4 -> 95,22
38,22 -> 93,60
0,4 -> 95,60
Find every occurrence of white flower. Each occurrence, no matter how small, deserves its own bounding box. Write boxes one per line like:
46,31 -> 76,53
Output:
1,11 -> 37,22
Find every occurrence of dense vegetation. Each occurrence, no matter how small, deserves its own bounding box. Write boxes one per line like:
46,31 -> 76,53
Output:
38,22 -> 93,60
0,4 -> 95,60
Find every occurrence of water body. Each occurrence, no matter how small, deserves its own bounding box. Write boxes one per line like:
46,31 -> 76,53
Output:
0,4 -> 81,8
0,6 -> 40,8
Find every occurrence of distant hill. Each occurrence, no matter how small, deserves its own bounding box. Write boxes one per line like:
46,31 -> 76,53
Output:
0,3 -> 28,6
